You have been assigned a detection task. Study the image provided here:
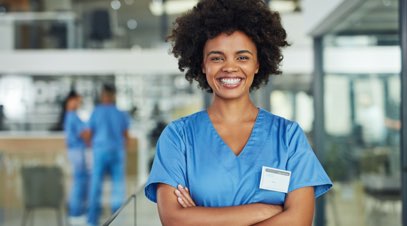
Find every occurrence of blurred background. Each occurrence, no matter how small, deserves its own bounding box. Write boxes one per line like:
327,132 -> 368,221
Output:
0,0 -> 405,225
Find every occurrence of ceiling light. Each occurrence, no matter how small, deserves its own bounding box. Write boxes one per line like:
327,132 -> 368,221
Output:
149,0 -> 198,16
111,0 -> 121,10
269,1 -> 297,13
127,19 -> 138,30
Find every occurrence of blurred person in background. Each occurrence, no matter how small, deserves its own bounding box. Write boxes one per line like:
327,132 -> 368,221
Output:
85,84 -> 130,226
63,90 -> 89,225
144,0 -> 332,225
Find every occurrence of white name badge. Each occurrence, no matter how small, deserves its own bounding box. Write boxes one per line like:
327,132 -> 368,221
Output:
259,166 -> 291,193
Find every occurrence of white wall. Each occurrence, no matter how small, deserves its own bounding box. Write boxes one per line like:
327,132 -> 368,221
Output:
279,13 -> 313,74
325,46 -> 401,74
0,20 -> 14,50
0,49 -> 179,75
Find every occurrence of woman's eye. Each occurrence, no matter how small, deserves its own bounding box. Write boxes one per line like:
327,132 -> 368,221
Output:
210,57 -> 223,62
237,56 -> 249,61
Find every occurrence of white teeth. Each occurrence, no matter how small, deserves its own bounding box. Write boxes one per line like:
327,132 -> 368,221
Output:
220,78 -> 242,85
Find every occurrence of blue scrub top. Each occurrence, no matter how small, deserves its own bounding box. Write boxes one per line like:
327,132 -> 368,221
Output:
145,108 -> 332,207
88,104 -> 130,151
64,111 -> 86,150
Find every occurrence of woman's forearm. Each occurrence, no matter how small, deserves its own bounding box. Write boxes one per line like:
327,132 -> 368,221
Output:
251,209 -> 309,226
157,183 -> 282,226
159,203 -> 282,226
251,187 -> 315,226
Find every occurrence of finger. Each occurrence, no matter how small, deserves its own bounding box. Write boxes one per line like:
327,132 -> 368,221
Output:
177,185 -> 194,206
178,186 -> 196,207
175,189 -> 194,207
174,189 -> 187,208
183,187 -> 196,206
177,196 -> 187,208
175,186 -> 194,207
175,190 -> 194,207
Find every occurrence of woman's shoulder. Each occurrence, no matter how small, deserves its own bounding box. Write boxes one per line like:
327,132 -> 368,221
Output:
156,111 -> 207,144
170,110 -> 206,126
65,111 -> 80,121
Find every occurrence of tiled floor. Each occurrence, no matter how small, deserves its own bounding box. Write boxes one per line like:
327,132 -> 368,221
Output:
106,184 -> 162,226
1,178 -> 162,226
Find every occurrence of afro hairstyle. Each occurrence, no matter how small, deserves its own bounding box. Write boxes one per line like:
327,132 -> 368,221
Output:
168,0 -> 289,92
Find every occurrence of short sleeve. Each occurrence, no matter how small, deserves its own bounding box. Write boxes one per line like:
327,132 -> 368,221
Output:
64,112 -> 83,136
286,122 -> 332,198
144,122 -> 187,203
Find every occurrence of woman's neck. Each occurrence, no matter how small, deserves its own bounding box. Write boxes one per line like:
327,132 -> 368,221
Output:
208,96 -> 258,124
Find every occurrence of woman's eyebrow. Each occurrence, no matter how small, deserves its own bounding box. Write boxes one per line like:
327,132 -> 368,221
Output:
207,50 -> 254,56
206,51 -> 224,56
236,50 -> 254,55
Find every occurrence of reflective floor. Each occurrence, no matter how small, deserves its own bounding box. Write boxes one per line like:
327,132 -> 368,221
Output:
1,177 -> 161,226
325,182 -> 401,226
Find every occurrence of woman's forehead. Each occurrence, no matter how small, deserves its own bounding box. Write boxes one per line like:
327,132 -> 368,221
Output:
203,31 -> 257,53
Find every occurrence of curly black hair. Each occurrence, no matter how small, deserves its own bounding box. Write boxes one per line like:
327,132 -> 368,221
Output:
168,0 -> 289,92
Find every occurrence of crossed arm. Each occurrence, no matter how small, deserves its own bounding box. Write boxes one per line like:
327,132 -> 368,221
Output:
156,183 -> 315,226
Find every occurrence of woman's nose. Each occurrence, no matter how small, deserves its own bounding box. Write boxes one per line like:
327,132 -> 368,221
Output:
222,60 -> 238,72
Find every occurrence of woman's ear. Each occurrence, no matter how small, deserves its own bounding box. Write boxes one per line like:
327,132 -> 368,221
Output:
202,64 -> 206,74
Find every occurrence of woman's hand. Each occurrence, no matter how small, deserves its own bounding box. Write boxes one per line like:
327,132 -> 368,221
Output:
174,184 -> 196,208
174,184 -> 284,218
157,183 -> 288,226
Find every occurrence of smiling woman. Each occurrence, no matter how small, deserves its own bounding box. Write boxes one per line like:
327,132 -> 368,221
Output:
144,0 -> 332,226
202,31 -> 259,100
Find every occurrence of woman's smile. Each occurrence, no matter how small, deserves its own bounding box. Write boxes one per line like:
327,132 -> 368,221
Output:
217,77 -> 244,88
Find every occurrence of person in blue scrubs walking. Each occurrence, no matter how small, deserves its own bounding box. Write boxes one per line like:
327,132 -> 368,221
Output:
145,0 -> 333,225
63,91 -> 88,222
86,84 -> 130,226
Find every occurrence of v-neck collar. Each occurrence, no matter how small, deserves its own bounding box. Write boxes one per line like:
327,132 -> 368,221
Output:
204,107 -> 264,158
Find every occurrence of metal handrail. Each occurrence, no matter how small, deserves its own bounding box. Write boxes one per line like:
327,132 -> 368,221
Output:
102,182 -> 146,226
102,193 -> 137,226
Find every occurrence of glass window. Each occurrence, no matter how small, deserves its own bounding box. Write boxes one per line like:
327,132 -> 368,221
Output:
323,48 -> 401,226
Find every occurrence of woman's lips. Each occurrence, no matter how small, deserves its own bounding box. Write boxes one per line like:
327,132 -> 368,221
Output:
218,77 -> 243,88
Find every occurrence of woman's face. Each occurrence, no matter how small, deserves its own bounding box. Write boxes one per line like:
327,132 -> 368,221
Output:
202,30 -> 259,100
66,96 -> 81,111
